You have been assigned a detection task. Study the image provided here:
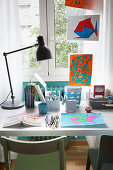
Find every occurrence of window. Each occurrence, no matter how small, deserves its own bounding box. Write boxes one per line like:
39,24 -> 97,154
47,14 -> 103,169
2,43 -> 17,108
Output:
18,0 -> 85,81
18,0 -> 40,68
48,0 -> 85,78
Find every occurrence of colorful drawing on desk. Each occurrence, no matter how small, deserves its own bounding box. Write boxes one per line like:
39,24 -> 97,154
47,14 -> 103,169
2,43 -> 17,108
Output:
69,54 -> 92,86
71,114 -> 97,125
67,15 -> 100,41
61,113 -> 105,127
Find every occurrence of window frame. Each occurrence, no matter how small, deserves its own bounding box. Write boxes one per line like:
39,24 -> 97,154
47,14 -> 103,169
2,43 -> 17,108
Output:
22,0 -> 49,81
47,0 -> 69,80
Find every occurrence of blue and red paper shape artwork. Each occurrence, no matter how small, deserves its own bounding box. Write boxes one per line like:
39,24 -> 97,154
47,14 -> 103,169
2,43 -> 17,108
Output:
67,15 -> 100,41
74,17 -> 97,38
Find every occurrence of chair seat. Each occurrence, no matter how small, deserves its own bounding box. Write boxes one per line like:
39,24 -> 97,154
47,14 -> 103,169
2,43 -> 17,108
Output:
88,148 -> 99,170
102,164 -> 113,170
0,136 -> 68,170
14,152 -> 66,170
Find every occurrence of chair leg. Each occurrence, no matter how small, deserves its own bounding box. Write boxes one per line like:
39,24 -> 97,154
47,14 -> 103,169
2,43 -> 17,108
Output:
86,152 -> 91,170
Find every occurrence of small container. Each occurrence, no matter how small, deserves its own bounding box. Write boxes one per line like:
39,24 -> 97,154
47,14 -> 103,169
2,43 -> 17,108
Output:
65,100 -> 77,113
45,95 -> 60,111
85,106 -> 92,113
64,86 -> 82,108
45,90 -> 60,111
38,103 -> 48,115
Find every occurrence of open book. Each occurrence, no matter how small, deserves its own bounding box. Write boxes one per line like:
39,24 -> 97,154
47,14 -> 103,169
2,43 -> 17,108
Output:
3,112 -> 42,128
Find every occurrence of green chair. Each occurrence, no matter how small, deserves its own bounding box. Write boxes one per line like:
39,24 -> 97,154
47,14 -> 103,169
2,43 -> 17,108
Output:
0,136 -> 68,170
86,135 -> 113,170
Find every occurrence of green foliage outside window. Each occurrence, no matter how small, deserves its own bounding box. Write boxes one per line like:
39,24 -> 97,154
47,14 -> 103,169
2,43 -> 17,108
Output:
29,27 -> 40,68
55,0 -> 78,68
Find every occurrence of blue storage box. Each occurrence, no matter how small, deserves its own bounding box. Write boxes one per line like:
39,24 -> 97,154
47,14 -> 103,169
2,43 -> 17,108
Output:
64,86 -> 82,108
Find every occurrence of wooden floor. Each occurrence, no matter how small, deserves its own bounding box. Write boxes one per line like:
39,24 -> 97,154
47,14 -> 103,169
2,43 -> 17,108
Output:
66,140 -> 93,170
0,140 -> 93,170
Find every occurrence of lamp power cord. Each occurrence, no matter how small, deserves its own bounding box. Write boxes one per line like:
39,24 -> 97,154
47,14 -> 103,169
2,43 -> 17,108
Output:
0,91 -> 11,106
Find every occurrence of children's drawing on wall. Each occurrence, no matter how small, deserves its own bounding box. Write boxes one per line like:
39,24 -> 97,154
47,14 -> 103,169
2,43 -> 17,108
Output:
69,54 -> 93,86
67,15 -> 100,41
65,0 -> 85,9
65,0 -> 102,10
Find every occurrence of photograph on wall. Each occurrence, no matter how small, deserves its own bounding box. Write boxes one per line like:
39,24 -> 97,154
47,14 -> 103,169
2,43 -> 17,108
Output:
69,54 -> 93,86
67,15 -> 100,41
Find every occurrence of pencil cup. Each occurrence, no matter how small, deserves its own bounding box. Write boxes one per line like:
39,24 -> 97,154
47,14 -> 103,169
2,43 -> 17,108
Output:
38,103 -> 48,115
45,96 -> 60,111
65,100 -> 77,113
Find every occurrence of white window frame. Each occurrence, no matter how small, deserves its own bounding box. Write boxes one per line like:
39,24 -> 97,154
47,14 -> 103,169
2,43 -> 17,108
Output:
22,0 -> 49,81
47,0 -> 69,81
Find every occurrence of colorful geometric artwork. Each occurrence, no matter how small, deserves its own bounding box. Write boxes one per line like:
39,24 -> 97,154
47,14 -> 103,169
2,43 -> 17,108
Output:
67,15 -> 100,41
65,0 -> 85,9
74,18 -> 97,38
69,54 -> 93,86
65,0 -> 102,10
61,113 -> 105,127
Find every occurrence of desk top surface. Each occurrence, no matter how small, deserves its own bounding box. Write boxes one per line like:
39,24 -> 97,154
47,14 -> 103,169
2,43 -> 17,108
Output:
0,102 -> 113,136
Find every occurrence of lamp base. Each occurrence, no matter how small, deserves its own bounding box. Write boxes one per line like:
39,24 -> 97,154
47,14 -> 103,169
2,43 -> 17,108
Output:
1,101 -> 24,109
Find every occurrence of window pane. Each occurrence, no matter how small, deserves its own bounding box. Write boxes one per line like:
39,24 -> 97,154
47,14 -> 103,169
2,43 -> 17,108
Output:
18,0 -> 40,68
54,0 -> 85,68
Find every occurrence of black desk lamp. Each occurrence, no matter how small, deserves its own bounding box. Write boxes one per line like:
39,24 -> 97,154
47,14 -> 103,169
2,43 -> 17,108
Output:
1,36 -> 52,109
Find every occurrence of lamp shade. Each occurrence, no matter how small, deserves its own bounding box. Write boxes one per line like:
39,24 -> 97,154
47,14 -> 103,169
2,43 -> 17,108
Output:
36,36 -> 52,61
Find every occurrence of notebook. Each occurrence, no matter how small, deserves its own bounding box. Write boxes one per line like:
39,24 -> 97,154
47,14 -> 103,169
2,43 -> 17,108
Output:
61,113 -> 105,127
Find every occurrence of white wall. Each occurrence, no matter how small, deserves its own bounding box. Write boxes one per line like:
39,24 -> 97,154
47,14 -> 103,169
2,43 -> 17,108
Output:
84,1 -> 104,91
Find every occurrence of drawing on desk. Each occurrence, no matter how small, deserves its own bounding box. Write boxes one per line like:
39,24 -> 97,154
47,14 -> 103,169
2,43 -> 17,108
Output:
61,113 -> 105,127
3,112 -> 42,128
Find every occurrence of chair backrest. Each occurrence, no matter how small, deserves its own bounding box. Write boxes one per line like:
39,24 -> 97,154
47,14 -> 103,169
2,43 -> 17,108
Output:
0,136 -> 68,170
97,135 -> 113,170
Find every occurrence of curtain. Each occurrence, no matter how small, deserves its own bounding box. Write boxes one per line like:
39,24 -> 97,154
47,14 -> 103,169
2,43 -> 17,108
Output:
0,0 -> 22,104
103,0 -> 113,92
0,0 -> 21,162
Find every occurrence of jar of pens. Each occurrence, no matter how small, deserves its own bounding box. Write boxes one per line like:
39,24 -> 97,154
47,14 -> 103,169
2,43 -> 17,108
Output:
45,115 -> 60,129
45,90 -> 60,111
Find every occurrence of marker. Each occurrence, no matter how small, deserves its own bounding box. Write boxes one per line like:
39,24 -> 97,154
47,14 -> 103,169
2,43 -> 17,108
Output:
45,115 -> 49,126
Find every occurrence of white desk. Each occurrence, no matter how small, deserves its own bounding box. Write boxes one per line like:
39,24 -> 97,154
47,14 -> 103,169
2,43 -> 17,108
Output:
0,103 -> 113,136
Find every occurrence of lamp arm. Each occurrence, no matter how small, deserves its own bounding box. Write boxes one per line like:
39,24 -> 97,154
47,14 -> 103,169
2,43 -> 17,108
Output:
3,43 -> 38,56
3,43 -> 38,104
